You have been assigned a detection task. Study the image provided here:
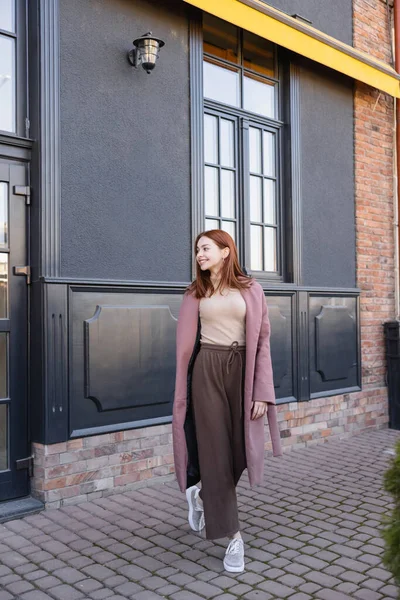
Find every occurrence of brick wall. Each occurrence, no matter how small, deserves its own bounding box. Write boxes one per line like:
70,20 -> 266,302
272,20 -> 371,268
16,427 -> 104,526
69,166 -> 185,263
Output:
31,1 -> 396,508
32,426 -> 175,509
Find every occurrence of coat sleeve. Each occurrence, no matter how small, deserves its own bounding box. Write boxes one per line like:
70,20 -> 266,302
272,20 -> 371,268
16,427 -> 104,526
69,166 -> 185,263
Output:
173,292 -> 199,404
253,289 -> 283,457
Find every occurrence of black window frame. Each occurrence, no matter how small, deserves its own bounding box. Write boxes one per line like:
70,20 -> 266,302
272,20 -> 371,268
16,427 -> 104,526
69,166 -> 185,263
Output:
200,14 -> 287,283
0,0 -> 29,140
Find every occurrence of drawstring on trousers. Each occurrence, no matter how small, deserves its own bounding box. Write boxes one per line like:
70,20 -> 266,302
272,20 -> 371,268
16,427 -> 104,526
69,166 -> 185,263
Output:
226,341 -> 242,375
226,341 -> 243,418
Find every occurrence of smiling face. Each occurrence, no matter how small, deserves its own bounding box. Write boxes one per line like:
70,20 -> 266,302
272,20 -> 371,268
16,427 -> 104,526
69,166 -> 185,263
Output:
196,236 -> 229,275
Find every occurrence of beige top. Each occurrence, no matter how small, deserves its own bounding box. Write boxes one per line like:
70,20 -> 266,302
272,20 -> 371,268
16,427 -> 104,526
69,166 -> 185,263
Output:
200,288 -> 246,346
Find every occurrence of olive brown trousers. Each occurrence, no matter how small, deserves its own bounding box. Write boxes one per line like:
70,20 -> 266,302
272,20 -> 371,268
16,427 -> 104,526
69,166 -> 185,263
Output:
191,342 -> 246,540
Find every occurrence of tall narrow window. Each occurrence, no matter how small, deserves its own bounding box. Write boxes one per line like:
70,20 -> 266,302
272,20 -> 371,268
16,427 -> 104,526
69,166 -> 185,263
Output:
203,14 -> 284,279
0,1 -> 16,133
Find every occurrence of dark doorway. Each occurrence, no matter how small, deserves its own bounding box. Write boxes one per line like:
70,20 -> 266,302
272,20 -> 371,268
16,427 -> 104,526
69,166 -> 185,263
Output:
0,162 -> 29,502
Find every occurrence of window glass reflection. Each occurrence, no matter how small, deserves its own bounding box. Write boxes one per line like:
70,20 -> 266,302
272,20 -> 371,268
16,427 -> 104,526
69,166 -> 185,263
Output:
0,402 -> 7,471
244,75 -> 275,119
204,114 -> 218,164
205,166 -> 219,216
205,218 -> 219,231
251,225 -> 263,271
221,170 -> 235,219
0,35 -> 15,133
203,13 -> 238,63
249,127 -> 261,175
0,0 -> 15,33
243,30 -> 275,77
0,254 -> 7,318
203,61 -> 240,108
263,131 -> 275,177
250,176 -> 262,222
0,333 -> 7,398
264,227 -> 276,271
220,119 -> 234,168
0,183 -> 8,248
263,179 -> 276,224
221,220 -> 235,241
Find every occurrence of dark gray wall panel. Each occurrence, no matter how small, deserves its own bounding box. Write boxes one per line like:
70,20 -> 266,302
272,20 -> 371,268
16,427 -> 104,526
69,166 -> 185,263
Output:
260,0 -> 352,45
70,288 -> 182,435
266,293 -> 295,401
84,304 -> 177,412
309,295 -> 360,396
300,61 -> 355,288
60,0 -> 191,281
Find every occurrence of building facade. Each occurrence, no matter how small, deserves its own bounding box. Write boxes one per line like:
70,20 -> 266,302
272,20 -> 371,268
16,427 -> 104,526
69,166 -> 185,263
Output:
0,0 -> 398,515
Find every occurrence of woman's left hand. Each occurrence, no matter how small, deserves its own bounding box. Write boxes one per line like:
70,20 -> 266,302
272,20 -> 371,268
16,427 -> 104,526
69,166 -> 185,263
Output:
251,401 -> 267,420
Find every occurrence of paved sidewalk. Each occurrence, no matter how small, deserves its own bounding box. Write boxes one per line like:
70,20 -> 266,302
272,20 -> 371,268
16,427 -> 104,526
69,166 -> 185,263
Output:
0,429 -> 399,600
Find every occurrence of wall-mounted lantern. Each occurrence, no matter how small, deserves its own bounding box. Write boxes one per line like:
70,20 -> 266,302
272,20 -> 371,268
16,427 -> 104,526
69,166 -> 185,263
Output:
127,32 -> 165,74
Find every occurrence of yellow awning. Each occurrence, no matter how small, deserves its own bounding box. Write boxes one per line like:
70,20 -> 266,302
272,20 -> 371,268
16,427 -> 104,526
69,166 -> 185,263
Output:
182,0 -> 400,98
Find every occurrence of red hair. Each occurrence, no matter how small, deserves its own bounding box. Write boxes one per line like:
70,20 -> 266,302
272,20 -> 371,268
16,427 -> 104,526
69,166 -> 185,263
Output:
188,229 -> 252,299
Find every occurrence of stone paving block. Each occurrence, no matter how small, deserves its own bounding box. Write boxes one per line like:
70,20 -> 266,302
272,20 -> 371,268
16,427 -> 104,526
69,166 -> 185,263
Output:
316,588 -> 367,600
52,566 -> 87,584
68,555 -> 94,569
367,568 -> 393,582
284,562 -> 310,576
196,570 -> 221,582
360,554 -> 385,567
295,555 -> 329,570
5,580 -> 35,595
242,591 -> 273,600
88,589 -> 114,600
83,564 -> 116,581
212,595 -> 238,600
0,593 -> 14,600
304,572 -> 342,588
378,585 -> 398,598
167,572 -> 196,586
362,579 -> 386,592
299,582 -> 323,594
19,592 -> 55,600
278,573 -> 306,587
35,575 -> 63,590
208,575 -> 238,589
170,591 -> 204,600
75,578 -> 104,593
24,569 -> 49,582
187,580 -> 226,598
258,580 -> 296,597
133,592 -> 165,600
237,571 -> 264,585
335,581 -> 359,594
51,584 -> 85,600
113,581 -> 144,596
288,594 -> 313,600
229,583 -> 253,596
354,589 -> 384,600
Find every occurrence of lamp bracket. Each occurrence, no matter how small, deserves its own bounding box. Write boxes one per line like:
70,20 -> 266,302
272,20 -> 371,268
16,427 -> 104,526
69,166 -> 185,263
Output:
127,48 -> 140,68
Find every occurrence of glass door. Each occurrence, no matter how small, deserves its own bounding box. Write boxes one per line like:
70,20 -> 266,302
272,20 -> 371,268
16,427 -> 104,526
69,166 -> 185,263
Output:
0,162 -> 29,502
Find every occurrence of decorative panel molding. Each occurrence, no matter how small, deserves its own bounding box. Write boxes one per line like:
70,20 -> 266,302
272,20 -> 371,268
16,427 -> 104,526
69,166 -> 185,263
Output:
309,295 -> 360,397
268,304 -> 288,388
44,284 -> 68,442
84,305 -> 177,412
39,0 -> 61,277
70,288 -> 182,435
266,293 -> 295,401
315,305 -> 356,381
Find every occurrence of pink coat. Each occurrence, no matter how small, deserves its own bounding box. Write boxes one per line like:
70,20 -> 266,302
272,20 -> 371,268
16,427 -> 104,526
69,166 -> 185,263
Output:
172,279 -> 282,493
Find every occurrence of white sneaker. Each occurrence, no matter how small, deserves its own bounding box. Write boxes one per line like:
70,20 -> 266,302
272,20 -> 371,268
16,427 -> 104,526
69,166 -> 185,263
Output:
223,538 -> 245,572
185,485 -> 205,532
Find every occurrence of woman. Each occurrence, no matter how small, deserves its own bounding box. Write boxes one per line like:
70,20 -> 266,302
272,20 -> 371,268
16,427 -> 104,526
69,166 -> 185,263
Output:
172,230 -> 282,573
